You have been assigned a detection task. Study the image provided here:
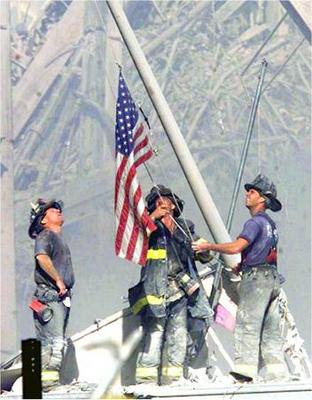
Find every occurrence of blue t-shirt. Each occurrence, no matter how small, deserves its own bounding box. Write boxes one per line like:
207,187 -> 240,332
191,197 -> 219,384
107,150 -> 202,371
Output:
238,212 -> 278,266
34,229 -> 75,289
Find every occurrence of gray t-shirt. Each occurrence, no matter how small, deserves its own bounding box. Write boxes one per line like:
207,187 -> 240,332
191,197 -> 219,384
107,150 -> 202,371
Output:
34,229 -> 75,289
238,212 -> 278,266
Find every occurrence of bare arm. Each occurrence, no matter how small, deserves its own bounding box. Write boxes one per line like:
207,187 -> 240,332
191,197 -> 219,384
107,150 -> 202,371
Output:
192,237 -> 249,255
36,254 -> 67,296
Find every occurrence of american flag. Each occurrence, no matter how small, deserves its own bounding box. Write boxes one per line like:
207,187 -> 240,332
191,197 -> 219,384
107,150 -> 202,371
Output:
114,72 -> 156,265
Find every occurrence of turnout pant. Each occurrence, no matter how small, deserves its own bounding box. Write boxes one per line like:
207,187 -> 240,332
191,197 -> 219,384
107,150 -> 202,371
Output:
234,267 -> 288,381
33,290 -> 70,387
136,299 -> 187,384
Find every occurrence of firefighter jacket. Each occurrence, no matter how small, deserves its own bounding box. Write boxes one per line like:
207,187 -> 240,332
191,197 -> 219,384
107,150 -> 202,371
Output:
128,218 -> 213,321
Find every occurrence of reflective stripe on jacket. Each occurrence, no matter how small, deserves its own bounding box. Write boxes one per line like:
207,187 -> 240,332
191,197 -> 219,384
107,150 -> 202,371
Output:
128,219 -> 213,320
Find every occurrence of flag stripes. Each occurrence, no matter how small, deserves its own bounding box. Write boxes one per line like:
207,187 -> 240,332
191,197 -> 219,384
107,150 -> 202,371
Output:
114,72 -> 156,265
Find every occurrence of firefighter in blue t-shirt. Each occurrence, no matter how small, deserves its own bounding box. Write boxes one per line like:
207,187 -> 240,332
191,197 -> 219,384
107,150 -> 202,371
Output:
192,174 -> 288,383
28,199 -> 75,391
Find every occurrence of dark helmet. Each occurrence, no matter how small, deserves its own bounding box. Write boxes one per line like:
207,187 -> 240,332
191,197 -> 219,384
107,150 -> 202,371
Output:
145,185 -> 184,217
28,199 -> 63,239
244,174 -> 282,212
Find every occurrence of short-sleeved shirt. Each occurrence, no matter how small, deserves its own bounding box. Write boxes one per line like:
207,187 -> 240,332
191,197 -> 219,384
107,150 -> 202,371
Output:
34,229 -> 75,289
238,212 -> 278,266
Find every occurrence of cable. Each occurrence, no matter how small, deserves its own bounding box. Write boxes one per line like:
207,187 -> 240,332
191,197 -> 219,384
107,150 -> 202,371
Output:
241,12 -> 288,77
261,38 -> 305,94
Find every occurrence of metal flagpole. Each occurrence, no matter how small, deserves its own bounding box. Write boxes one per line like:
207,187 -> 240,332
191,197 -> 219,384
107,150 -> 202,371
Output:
210,60 -> 268,309
106,0 -> 240,268
226,59 -> 268,233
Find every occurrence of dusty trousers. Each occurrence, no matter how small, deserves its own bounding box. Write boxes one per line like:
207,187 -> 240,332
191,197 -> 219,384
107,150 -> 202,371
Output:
136,298 -> 187,385
34,296 -> 70,388
234,267 -> 288,381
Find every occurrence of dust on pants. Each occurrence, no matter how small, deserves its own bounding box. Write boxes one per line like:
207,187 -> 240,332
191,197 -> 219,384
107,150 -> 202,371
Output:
34,300 -> 70,371
234,268 -> 288,380
137,299 -> 187,383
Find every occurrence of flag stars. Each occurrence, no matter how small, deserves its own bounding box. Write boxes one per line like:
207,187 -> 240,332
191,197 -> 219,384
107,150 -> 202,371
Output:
116,73 -> 141,156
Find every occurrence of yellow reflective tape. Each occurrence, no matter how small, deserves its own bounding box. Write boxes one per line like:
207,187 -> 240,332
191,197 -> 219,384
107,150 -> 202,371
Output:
162,365 -> 183,378
136,367 -> 158,378
41,370 -> 59,381
180,274 -> 190,283
131,294 -> 164,315
147,249 -> 167,260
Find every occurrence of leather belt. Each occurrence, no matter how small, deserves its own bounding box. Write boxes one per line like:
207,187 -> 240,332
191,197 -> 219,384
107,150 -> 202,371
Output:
241,263 -> 277,274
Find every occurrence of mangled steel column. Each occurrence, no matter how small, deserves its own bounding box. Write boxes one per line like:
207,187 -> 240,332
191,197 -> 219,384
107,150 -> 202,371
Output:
106,0 -> 240,268
0,0 -> 18,357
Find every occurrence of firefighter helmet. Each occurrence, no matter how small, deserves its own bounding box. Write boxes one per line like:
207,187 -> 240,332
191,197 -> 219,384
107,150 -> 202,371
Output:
145,185 -> 184,217
244,174 -> 282,212
28,199 -> 63,239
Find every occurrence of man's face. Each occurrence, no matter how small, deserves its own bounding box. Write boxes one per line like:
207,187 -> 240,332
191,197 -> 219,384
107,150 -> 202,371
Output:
155,196 -> 175,213
245,189 -> 265,209
42,207 -> 64,226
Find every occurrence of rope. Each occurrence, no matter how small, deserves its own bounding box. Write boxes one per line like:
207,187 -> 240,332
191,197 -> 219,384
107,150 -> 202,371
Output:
137,108 -> 196,242
93,1 -> 229,261
95,0 -> 197,240
93,0 -> 235,243
257,97 -> 262,172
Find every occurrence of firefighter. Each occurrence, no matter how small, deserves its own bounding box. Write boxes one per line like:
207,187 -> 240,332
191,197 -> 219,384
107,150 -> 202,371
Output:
192,174 -> 289,382
28,199 -> 75,391
129,185 -> 213,385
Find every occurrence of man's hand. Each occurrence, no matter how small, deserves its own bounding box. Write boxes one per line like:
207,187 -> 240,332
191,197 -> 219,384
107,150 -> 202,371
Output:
192,238 -> 212,253
36,254 -> 67,296
192,237 -> 248,255
150,204 -> 172,221
56,278 -> 67,297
